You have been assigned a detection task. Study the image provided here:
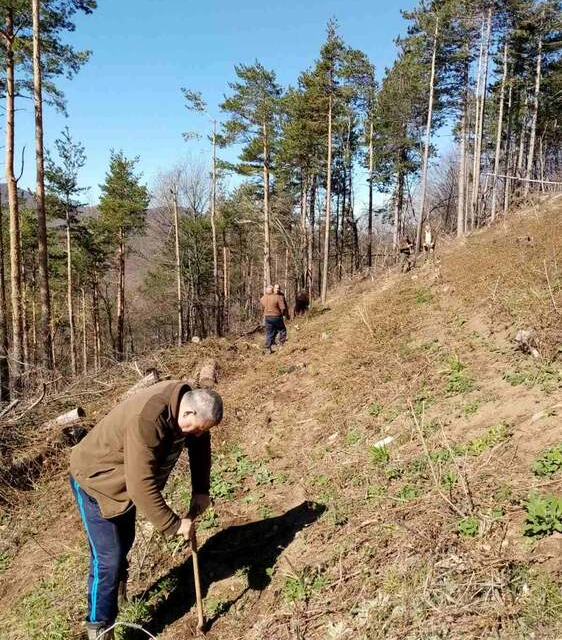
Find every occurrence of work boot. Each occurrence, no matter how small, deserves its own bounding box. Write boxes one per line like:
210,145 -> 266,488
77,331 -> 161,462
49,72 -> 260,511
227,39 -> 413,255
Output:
85,622 -> 115,640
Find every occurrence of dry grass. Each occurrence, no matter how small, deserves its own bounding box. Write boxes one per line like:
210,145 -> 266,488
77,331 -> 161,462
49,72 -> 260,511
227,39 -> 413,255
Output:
3,199 -> 562,639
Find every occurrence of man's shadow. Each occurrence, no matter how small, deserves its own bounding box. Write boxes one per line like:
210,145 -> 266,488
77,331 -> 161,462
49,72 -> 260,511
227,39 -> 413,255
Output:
133,501 -> 324,637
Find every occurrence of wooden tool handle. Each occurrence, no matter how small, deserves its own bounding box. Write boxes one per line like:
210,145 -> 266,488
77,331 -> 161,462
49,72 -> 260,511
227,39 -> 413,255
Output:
191,528 -> 206,632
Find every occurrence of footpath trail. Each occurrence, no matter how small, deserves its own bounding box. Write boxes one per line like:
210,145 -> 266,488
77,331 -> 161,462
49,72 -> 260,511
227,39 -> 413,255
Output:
2,199 -> 562,639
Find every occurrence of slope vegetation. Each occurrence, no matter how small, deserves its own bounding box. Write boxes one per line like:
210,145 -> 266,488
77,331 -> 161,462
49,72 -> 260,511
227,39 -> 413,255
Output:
2,197 -> 562,640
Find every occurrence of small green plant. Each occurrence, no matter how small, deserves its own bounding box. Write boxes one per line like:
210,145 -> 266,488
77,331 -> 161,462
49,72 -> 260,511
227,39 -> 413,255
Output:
206,598 -> 230,617
283,569 -> 328,603
456,423 -> 511,456
456,516 -> 479,537
415,289 -> 433,304
463,400 -> 480,416
532,443 -> 562,477
199,507 -> 219,530
523,493 -> 562,539
385,466 -> 403,480
0,551 -> 10,572
345,429 -> 362,446
396,483 -> 420,501
366,484 -> 387,501
445,357 -> 474,395
441,471 -> 458,491
369,445 -> 390,467
413,389 -> 432,416
368,402 -> 383,417
503,370 -> 528,386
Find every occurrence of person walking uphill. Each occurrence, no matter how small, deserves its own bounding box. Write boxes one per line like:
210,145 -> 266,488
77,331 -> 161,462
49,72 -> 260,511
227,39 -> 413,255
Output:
69,380 -> 224,640
260,284 -> 287,353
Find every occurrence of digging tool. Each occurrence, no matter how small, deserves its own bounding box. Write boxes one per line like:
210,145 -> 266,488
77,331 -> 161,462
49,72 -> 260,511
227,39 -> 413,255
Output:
190,527 -> 206,633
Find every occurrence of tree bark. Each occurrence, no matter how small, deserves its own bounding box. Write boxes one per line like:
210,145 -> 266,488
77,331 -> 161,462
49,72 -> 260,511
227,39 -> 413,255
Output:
262,121 -> 272,289
172,187 -> 183,345
471,9 -> 492,229
4,9 -> 23,389
503,79 -> 514,213
367,120 -> 374,267
65,210 -> 77,375
457,98 -> 467,237
210,120 -> 221,335
416,16 -> 439,252
81,287 -> 87,374
491,41 -> 508,223
321,91 -> 333,303
307,175 -> 316,301
32,0 -> 53,372
524,35 -> 542,197
0,194 -> 10,401
116,228 -> 125,360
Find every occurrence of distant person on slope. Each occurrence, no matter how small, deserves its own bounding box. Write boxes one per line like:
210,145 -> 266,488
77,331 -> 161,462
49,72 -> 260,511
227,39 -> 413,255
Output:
399,235 -> 414,273
273,283 -> 290,320
69,381 -> 223,640
294,291 -> 310,316
423,224 -> 436,260
260,284 -> 287,353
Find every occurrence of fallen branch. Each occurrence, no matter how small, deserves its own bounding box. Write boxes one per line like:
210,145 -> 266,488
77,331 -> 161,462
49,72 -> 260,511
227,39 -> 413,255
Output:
122,369 -> 160,399
6,384 -> 46,424
0,399 -> 20,419
44,407 -> 86,429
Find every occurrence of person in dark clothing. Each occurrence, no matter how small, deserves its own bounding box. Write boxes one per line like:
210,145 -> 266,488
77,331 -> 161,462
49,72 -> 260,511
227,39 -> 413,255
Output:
294,291 -> 310,316
399,235 -> 414,273
260,285 -> 287,353
273,283 -> 290,320
69,382 -> 223,640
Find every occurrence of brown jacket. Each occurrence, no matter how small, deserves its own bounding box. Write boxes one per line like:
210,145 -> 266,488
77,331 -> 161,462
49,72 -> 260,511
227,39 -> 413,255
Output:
70,380 -> 211,538
260,292 -> 286,317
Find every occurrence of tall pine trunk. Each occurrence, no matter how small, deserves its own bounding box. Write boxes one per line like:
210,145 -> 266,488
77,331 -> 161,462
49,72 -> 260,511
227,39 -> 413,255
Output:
491,41 -> 508,223
81,287 -> 87,374
321,91 -> 333,303
172,188 -> 183,345
116,229 -> 125,360
4,10 -> 23,389
65,209 -> 77,375
416,16 -> 439,252
0,195 -> 9,401
503,80 -> 514,212
524,36 -> 542,197
262,121 -> 272,289
307,175 -> 316,300
471,9 -> 492,229
211,120 -> 221,335
367,120 -> 374,267
32,0 -> 53,372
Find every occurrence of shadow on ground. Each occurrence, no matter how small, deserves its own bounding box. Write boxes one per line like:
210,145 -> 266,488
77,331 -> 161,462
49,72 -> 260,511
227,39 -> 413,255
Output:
129,501 -> 324,637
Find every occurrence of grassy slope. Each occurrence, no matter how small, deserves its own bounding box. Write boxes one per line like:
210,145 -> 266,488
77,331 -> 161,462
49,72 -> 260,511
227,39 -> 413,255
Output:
2,197 -> 562,640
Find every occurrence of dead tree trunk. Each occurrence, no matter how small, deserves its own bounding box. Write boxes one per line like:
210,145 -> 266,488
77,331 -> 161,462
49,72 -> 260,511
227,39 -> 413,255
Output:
65,210 -> 77,375
116,228 -> 125,361
263,121 -> 272,289
172,187 -> 183,345
367,120 -> 374,267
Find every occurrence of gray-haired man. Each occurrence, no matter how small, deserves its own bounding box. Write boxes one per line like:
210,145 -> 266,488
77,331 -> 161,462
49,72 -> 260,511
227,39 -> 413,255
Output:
69,381 -> 223,639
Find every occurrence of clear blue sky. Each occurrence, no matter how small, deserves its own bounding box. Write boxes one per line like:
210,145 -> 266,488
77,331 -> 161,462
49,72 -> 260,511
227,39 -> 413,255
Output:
12,0 -> 419,206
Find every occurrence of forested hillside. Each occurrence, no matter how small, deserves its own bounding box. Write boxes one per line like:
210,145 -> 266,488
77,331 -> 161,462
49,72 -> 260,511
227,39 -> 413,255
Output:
0,0 -> 561,397
1,1 -> 562,639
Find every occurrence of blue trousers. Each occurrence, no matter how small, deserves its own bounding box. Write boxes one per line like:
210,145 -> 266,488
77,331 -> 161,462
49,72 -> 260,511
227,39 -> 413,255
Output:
70,476 -> 136,625
265,315 -> 287,350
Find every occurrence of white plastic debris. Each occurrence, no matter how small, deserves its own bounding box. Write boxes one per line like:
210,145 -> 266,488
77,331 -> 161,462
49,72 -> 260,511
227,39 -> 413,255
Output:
372,436 -> 394,449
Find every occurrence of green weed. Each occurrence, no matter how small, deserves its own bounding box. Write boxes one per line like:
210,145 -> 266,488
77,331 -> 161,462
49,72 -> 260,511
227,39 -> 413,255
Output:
345,429 -> 363,446
283,569 -> 329,603
456,516 -> 479,538
368,402 -> 383,417
463,400 -> 480,416
523,493 -> 562,539
441,471 -> 458,491
456,423 -> 511,456
445,357 -> 474,395
369,445 -> 390,467
532,443 -> 562,477
415,289 -> 433,304
366,484 -> 387,501
206,598 -> 230,617
396,484 -> 420,501
199,507 -> 219,530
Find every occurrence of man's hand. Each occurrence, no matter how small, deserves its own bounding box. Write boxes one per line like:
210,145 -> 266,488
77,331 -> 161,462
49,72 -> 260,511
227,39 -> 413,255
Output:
177,517 -> 194,541
189,493 -> 211,519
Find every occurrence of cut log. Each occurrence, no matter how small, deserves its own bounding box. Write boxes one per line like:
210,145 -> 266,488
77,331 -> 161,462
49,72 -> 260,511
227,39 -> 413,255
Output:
44,407 -> 86,428
122,369 -> 160,399
198,359 -> 218,389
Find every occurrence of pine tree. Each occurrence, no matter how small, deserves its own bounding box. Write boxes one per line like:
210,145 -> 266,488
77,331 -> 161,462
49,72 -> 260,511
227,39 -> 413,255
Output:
220,62 -> 283,290
98,151 -> 149,361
